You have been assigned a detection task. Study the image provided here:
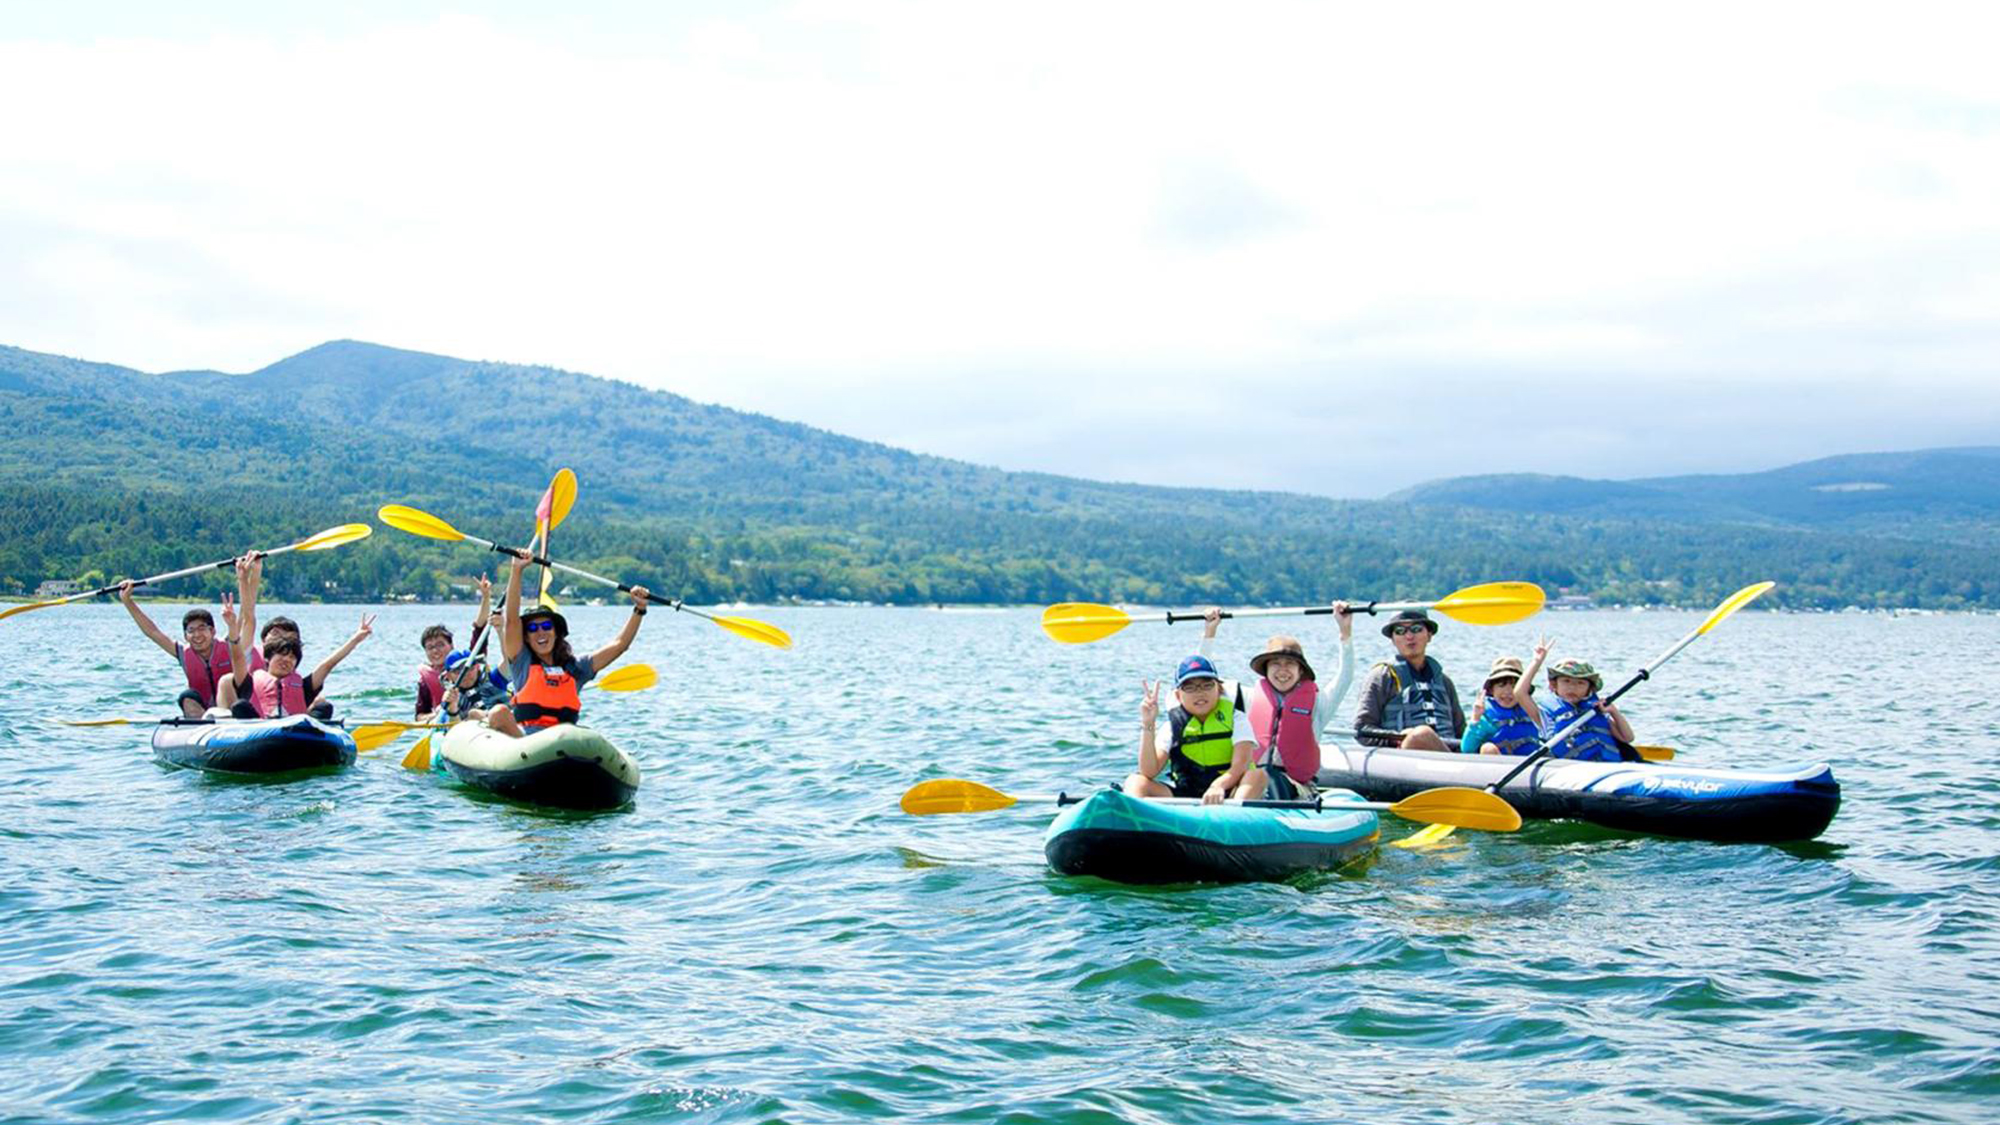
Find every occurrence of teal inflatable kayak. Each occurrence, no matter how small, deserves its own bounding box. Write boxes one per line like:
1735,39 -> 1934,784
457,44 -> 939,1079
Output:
1043,788 -> 1379,884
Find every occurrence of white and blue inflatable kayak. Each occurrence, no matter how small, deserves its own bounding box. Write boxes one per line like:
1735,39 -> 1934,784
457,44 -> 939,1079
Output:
1315,745 -> 1839,842
149,715 -> 356,776
1043,788 -> 1380,884
436,721 -> 640,811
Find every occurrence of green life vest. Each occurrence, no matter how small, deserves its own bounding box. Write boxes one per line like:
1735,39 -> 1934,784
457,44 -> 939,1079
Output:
1168,696 -> 1238,774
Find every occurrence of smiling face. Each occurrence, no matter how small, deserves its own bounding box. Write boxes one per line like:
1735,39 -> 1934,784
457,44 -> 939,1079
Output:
422,635 -> 452,669
1175,676 -> 1221,718
266,651 -> 300,679
182,617 -> 215,649
1487,677 -> 1523,707
523,616 -> 559,657
1265,654 -> 1303,692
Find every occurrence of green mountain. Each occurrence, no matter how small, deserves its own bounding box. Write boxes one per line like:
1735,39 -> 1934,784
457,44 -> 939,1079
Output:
3,340 -> 1995,610
1390,448 -> 2000,545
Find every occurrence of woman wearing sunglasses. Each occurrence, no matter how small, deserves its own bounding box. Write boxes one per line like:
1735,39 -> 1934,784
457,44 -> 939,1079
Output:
482,548 -> 650,738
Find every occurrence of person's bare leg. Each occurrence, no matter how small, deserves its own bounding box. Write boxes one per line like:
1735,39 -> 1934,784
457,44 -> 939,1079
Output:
1399,726 -> 1449,752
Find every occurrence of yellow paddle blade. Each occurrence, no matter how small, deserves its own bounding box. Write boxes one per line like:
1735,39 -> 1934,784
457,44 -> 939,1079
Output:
548,468 -> 578,530
0,598 -> 66,622
901,778 -> 1020,815
1633,744 -> 1675,761
1430,581 -> 1547,626
59,717 -> 140,727
401,734 -> 433,771
1386,786 -> 1522,831
1040,602 -> 1132,644
715,615 -> 793,650
1391,822 -> 1458,849
295,523 -> 374,552
537,591 -> 560,610
351,722 -> 417,753
377,504 -> 467,542
592,663 -> 658,692
1696,581 -> 1775,635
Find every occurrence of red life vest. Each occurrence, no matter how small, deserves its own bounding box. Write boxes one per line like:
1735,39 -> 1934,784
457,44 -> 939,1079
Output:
511,662 -> 582,729
249,668 -> 310,718
1249,677 -> 1320,781
416,664 -> 443,713
177,641 -> 233,708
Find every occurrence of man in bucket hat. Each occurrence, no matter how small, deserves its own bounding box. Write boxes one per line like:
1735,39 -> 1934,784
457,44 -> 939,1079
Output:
1232,601 -> 1357,801
1126,609 -> 1256,804
1353,608 -> 1465,751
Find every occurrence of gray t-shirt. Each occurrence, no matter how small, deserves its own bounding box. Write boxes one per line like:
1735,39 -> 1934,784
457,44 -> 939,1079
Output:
506,650 -> 599,693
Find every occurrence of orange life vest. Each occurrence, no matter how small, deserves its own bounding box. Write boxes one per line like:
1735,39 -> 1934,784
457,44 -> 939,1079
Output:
511,662 -> 582,729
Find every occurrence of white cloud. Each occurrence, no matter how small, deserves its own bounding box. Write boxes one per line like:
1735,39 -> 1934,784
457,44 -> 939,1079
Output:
1,1 -> 1996,494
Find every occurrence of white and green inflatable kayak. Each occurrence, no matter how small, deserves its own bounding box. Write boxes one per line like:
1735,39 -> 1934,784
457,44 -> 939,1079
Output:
436,722 -> 640,811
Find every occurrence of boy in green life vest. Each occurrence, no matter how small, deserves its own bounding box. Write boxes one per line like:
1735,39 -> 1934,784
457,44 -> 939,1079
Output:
1124,649 -> 1256,805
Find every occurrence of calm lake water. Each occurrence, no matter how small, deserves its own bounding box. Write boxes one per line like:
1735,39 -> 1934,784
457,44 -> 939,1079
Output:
2,604 -> 1996,1124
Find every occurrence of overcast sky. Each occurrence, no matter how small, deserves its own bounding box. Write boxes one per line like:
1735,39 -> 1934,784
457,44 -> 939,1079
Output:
2,2 -> 1995,496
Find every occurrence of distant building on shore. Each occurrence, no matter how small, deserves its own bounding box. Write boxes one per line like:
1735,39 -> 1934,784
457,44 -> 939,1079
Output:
1548,594 -> 1596,611
35,579 -> 82,598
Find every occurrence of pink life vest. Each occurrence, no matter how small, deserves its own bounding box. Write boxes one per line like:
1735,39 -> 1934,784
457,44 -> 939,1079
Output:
177,641 -> 233,708
416,664 -> 443,711
1249,678 -> 1320,781
249,668 -> 310,718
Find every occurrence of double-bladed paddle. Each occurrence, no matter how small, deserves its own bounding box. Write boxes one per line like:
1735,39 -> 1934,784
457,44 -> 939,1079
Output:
2,523 -> 374,623
900,778 -> 1522,832
1402,581 -> 1774,846
1040,581 -> 1546,644
377,504 -> 792,649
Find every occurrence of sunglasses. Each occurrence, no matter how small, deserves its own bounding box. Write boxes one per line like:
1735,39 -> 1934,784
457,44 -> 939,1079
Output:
1390,624 -> 1428,637
525,619 -> 557,634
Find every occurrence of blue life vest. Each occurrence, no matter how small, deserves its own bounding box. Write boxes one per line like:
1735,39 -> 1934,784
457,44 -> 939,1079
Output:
1542,694 -> 1624,762
1381,658 -> 1458,736
1478,697 -> 1542,756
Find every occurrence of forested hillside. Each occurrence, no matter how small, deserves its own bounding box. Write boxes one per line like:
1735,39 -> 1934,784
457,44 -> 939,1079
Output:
4,341 -> 1994,609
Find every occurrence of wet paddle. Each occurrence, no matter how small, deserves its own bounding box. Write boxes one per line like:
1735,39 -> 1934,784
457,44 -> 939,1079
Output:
1041,581 -> 1546,644
1413,581 -> 1774,845
2,523 -> 374,623
900,778 -> 1522,831
378,504 -> 792,650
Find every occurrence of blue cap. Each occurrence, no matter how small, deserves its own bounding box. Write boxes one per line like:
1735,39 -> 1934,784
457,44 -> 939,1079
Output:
1174,654 -> 1221,687
443,649 -> 474,673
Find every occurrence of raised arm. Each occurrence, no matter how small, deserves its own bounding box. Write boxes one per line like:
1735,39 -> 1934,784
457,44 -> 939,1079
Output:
1136,680 -> 1164,781
307,613 -> 374,692
1514,634 -> 1553,726
470,574 -> 493,638
117,580 -> 179,657
500,552 -> 528,664
587,585 -> 650,675
232,554 -> 262,672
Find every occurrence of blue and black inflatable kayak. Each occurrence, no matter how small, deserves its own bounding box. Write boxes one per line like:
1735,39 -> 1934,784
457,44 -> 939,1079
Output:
150,716 -> 357,776
1043,788 -> 1380,884
1315,745 -> 1838,842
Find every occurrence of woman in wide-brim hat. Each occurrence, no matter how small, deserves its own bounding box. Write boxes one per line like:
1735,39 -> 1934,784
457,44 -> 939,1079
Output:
483,548 -> 652,738
1233,602 -> 1357,802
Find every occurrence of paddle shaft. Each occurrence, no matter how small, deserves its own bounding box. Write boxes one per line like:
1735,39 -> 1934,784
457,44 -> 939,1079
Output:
66,538 -> 328,605
475,538 -> 722,624
1489,625 -> 1708,791
1065,597 -> 1518,627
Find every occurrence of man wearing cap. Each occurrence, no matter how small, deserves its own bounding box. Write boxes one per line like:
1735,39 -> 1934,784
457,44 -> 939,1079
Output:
1353,608 -> 1465,751
1233,602 -> 1356,800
